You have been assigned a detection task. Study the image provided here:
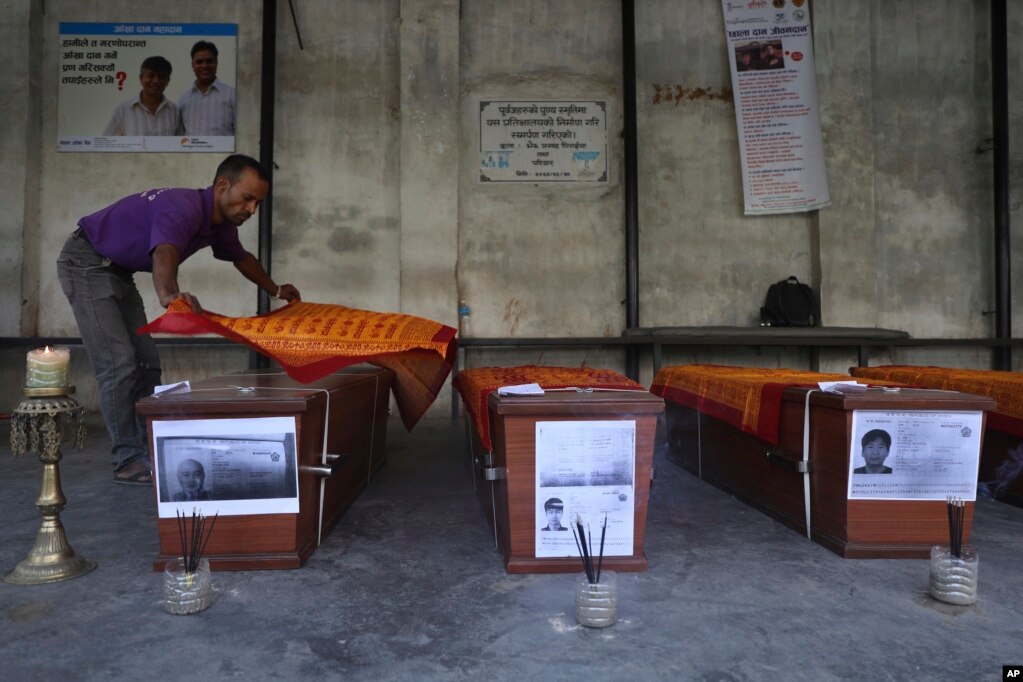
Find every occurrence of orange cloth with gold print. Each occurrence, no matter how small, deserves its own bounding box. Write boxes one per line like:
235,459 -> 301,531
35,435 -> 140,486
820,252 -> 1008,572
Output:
852,365 -> 1023,437
650,364 -> 850,443
138,300 -> 456,429
453,365 -> 646,451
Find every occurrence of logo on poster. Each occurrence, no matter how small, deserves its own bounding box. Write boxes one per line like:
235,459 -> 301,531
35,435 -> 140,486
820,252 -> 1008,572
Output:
961,426 -> 972,438
791,51 -> 804,61
793,9 -> 806,21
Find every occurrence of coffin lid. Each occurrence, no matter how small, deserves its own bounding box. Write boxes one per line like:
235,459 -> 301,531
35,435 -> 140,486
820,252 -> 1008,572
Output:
782,386 -> 996,412
488,389 -> 664,416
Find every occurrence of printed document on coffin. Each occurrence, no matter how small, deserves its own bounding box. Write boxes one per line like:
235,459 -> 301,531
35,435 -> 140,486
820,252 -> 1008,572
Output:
534,420 -> 635,558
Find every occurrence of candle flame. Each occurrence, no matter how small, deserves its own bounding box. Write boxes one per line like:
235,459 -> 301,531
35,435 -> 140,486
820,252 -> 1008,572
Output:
43,346 -> 53,353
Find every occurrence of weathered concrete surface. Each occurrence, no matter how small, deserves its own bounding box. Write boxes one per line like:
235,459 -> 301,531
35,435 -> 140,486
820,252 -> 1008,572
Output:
1009,1 -> 1023,339
271,0 -> 402,313
636,0 -> 815,328
2,415 -> 1022,680
458,1 -> 624,338
3,0 -> 1022,417
0,1 -> 38,336
399,0 -> 459,326
871,1 -> 992,339
814,2 -> 878,328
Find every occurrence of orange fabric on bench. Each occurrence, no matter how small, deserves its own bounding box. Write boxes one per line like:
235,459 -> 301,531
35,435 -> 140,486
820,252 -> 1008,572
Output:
852,365 -> 1023,437
138,299 -> 456,429
650,364 -> 849,443
453,366 -> 646,451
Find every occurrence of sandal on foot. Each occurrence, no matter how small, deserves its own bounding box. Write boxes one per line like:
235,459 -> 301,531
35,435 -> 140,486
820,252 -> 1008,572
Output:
114,468 -> 153,487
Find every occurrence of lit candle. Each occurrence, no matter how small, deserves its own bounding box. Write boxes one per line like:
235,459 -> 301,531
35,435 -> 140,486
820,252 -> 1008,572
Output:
26,346 -> 71,388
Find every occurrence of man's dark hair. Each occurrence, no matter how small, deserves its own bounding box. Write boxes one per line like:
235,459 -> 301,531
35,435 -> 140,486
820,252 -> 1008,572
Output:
214,155 -> 269,185
544,497 -> 564,512
139,56 -> 172,78
861,429 -> 892,450
191,40 -> 219,59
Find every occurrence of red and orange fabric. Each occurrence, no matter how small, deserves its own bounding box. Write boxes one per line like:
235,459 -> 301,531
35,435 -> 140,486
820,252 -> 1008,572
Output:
650,364 -> 850,443
453,365 -> 646,451
138,300 -> 457,429
852,365 -> 1023,437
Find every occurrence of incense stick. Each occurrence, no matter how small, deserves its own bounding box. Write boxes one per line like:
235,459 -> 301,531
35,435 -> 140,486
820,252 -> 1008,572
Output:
176,508 -> 217,573
946,496 -> 965,558
573,514 -> 609,584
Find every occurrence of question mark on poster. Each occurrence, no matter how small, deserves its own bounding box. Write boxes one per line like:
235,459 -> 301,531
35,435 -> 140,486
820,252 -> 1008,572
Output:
115,71 -> 126,90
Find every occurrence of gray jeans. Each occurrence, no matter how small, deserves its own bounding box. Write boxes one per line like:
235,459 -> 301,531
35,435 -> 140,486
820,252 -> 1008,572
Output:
56,229 -> 161,469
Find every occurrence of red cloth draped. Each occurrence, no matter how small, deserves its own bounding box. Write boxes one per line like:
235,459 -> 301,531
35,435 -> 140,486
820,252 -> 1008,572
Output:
138,300 -> 456,429
650,364 -> 850,443
852,365 -> 1023,437
453,365 -> 646,451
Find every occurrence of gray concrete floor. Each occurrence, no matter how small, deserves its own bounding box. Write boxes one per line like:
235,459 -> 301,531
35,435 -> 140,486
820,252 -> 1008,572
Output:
1,414 -> 1021,682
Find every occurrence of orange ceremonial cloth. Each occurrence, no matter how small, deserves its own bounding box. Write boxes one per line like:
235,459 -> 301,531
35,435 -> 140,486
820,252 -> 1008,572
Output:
138,300 -> 457,430
650,364 -> 850,444
453,365 -> 646,451
852,365 -> 1023,437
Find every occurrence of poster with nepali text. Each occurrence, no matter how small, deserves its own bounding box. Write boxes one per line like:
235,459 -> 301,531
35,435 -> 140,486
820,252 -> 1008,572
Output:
58,22 -> 236,152
721,0 -> 829,214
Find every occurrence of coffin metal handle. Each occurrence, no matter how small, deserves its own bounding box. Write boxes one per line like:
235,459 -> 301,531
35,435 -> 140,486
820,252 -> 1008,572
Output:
765,450 -> 811,473
303,453 -> 348,478
474,452 -> 506,480
483,466 -> 507,481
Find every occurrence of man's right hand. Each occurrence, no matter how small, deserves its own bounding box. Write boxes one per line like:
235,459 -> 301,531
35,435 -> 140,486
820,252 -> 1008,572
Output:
161,291 -> 202,313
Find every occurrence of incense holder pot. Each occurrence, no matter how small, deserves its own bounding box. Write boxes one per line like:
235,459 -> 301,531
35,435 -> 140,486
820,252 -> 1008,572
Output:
928,545 -> 978,606
163,558 -> 212,615
575,571 -> 617,628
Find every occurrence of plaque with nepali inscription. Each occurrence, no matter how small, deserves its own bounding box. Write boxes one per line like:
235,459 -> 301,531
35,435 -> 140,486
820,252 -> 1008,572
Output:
479,100 -> 607,182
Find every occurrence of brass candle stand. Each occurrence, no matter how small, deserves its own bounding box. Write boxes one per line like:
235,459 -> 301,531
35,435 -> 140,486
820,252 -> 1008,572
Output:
5,385 -> 95,584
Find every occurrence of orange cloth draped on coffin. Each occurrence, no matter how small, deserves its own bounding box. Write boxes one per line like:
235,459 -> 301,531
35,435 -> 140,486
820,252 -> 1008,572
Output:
650,364 -> 850,443
453,365 -> 647,451
852,365 -> 1023,437
138,300 -> 457,430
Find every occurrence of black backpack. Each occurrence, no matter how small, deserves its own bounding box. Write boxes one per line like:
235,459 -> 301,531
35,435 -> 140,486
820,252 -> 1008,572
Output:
760,276 -> 820,327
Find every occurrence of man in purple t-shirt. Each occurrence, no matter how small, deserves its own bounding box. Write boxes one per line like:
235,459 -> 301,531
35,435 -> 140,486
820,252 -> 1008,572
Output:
56,154 -> 300,486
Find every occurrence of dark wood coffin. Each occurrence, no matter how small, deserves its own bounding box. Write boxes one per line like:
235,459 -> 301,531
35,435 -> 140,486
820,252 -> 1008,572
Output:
137,366 -> 393,570
665,387 -> 995,559
977,428 -> 1023,507
467,390 -> 664,573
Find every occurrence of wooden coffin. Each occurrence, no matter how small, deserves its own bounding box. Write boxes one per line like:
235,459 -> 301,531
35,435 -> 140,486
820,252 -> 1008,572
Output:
665,387 -> 995,559
137,366 -> 393,570
976,428 -> 1023,507
848,366 -> 1023,509
467,390 -> 664,573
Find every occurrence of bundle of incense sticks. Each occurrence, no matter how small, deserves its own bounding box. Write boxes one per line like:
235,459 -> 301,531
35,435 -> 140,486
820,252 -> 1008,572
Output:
572,514 -> 607,584
176,509 -> 218,574
946,496 -> 965,558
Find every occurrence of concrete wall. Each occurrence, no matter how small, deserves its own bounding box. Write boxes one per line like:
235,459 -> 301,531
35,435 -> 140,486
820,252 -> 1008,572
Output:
0,1 -> 39,337
272,0 -> 403,312
0,0 -> 1019,415
459,1 -> 624,339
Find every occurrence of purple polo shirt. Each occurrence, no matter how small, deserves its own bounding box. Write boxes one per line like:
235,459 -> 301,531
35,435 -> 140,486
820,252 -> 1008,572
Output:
77,186 -> 247,272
